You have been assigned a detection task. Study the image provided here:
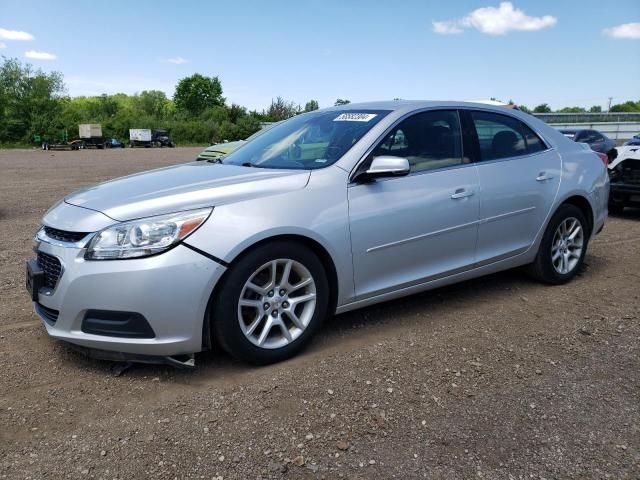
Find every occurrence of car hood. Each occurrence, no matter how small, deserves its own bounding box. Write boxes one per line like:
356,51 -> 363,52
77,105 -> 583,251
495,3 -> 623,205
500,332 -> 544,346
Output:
64,162 -> 310,221
610,145 -> 640,169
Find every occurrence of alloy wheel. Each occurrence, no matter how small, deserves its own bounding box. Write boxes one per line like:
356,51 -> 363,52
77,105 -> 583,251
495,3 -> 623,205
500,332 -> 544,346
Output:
238,259 -> 316,349
551,217 -> 584,275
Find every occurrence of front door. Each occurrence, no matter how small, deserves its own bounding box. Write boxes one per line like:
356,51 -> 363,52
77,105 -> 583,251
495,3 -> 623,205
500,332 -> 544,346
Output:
348,110 -> 480,299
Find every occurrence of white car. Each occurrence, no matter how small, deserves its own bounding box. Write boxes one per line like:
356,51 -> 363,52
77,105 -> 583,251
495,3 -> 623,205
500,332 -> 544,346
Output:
608,144 -> 640,213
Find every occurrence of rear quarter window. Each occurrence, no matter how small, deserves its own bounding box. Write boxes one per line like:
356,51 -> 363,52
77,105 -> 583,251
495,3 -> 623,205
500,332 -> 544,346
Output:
520,123 -> 547,154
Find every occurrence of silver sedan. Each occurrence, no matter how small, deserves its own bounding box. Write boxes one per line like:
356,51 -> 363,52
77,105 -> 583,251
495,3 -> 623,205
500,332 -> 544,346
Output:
27,101 -> 609,367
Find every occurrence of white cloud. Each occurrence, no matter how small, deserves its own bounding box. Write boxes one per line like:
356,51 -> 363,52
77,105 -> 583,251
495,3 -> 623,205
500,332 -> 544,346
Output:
0,28 -> 34,41
433,2 -> 557,36
25,50 -> 57,60
164,57 -> 189,64
432,21 -> 463,35
603,22 -> 640,39
0,42 -> 6,49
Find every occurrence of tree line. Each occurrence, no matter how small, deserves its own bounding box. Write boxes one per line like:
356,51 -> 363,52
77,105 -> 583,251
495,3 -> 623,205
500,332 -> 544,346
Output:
0,56 -> 638,147
519,102 -> 640,114
0,57 -> 325,146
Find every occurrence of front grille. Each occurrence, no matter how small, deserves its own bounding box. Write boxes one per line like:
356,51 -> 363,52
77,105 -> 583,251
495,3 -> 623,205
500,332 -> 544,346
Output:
36,303 -> 59,324
37,252 -> 62,289
44,226 -> 88,243
621,166 -> 640,185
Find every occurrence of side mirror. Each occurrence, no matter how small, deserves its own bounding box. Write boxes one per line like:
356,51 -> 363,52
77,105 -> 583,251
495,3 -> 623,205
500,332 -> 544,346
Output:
358,156 -> 410,181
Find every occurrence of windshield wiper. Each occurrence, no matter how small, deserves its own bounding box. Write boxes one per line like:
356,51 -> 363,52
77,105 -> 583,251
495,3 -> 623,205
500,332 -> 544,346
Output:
206,156 -> 225,164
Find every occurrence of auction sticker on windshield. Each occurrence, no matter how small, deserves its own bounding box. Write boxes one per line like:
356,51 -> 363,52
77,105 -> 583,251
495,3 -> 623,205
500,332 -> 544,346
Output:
334,113 -> 377,122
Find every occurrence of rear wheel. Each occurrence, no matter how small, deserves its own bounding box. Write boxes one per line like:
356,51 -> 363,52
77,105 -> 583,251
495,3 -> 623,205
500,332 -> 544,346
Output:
212,241 -> 328,364
528,204 -> 589,284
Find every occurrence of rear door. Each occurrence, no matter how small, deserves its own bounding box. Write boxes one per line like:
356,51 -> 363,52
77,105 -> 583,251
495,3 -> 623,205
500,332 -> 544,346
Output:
464,110 -> 561,265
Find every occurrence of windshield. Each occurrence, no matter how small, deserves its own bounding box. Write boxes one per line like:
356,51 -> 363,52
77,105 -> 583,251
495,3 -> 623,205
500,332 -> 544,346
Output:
244,122 -> 281,141
222,109 -> 390,169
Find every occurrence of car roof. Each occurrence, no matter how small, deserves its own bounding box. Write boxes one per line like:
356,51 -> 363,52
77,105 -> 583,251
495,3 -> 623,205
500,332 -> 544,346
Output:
327,100 -> 522,113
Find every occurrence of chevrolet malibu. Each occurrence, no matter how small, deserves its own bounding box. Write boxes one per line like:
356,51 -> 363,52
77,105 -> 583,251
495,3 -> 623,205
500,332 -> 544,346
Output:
27,101 -> 609,367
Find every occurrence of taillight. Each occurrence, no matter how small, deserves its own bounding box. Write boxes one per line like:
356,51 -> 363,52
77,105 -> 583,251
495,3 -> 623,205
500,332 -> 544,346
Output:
596,152 -> 608,166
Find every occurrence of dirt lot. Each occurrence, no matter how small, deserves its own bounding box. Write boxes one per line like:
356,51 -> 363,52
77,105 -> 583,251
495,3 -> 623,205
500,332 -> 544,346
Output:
0,147 -> 638,479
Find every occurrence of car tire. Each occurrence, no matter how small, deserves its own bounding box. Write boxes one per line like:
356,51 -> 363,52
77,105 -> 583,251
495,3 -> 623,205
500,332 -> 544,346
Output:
528,204 -> 589,285
212,241 -> 329,365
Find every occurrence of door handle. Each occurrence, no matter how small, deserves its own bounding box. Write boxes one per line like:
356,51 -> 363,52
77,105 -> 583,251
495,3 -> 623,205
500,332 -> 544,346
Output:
451,188 -> 474,199
536,172 -> 553,182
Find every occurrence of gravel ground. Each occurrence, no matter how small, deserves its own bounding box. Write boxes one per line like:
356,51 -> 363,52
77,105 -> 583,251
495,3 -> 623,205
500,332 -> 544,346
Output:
0,147 -> 638,479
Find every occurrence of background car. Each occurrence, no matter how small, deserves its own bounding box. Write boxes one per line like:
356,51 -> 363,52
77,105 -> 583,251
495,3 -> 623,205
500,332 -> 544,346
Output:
197,122 -> 280,161
558,128 -> 617,161
106,138 -> 125,148
197,139 -> 246,161
608,144 -> 640,213
623,134 -> 640,146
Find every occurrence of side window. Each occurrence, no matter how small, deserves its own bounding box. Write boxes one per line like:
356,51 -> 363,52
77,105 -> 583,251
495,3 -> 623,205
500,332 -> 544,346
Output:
580,131 -> 599,144
592,131 -> 605,143
470,111 -> 527,161
373,110 -> 463,173
377,129 -> 407,152
520,122 -> 547,154
573,131 -> 587,142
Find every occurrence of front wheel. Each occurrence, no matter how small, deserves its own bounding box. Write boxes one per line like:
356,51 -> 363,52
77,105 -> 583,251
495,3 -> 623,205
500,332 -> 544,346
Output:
212,241 -> 329,364
528,204 -> 589,285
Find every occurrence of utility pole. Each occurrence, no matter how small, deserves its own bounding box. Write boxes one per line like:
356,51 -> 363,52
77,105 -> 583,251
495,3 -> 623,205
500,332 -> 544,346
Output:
607,97 -> 613,112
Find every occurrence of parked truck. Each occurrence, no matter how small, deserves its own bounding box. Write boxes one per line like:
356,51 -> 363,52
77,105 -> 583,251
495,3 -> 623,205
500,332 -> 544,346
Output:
79,124 -> 106,149
129,129 -> 153,147
129,128 -> 175,148
152,129 -> 175,148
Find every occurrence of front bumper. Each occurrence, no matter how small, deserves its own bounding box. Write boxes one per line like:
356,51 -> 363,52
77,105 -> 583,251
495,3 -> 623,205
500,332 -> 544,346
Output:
609,182 -> 640,205
32,238 -> 226,357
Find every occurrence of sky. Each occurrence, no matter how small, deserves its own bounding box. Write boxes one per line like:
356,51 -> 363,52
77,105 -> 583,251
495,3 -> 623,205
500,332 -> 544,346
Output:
0,0 -> 639,111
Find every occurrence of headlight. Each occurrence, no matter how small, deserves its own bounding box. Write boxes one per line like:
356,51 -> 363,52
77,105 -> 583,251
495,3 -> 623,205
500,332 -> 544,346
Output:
85,208 -> 212,260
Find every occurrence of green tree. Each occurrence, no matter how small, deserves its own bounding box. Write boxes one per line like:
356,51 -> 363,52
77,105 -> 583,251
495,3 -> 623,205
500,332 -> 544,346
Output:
558,106 -> 586,113
589,105 -> 602,113
304,99 -> 319,112
0,57 -> 65,143
173,73 -> 224,117
532,103 -> 552,113
610,100 -> 640,112
227,103 -> 247,123
334,98 -> 351,106
518,105 -> 531,113
265,96 -> 299,121
135,90 -> 169,118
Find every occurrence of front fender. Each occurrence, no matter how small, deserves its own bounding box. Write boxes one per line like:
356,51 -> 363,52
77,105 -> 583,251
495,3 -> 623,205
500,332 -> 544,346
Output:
183,166 -> 355,306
